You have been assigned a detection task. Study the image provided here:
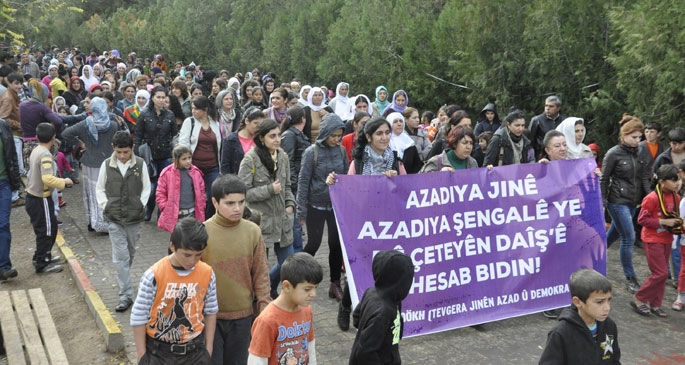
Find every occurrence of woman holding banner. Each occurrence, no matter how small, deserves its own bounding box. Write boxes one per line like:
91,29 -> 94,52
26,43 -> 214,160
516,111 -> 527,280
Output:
600,115 -> 651,294
335,117 -> 406,331
420,125 -> 478,173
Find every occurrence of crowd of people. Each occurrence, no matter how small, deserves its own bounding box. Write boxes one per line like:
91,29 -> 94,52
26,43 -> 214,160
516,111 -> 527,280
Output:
0,46 -> 683,364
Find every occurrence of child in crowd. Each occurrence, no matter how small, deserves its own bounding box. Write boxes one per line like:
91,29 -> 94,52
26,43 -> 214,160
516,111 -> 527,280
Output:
25,123 -> 72,274
420,111 -> 434,128
156,145 -> 205,234
95,131 -> 150,312
53,139 -> 73,208
349,250 -> 415,364
202,174 -> 271,364
248,252 -> 323,364
539,268 -> 620,364
474,131 -> 493,167
632,164 -> 682,317
130,218 -> 217,364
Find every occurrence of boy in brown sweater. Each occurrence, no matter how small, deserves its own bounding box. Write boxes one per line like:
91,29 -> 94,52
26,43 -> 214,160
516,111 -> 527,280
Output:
25,123 -> 72,273
202,174 -> 270,365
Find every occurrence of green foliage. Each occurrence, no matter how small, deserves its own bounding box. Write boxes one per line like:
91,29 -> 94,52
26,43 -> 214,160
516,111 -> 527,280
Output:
30,0 -> 681,151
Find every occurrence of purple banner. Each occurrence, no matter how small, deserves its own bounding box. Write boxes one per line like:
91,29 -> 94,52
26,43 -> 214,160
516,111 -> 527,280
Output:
330,158 -> 606,337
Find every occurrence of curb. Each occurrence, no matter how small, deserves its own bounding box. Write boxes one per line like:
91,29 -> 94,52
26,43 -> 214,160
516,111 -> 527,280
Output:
56,232 -> 124,353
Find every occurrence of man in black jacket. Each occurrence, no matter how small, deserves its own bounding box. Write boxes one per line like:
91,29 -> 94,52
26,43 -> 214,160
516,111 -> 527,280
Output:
0,117 -> 22,281
529,95 -> 565,159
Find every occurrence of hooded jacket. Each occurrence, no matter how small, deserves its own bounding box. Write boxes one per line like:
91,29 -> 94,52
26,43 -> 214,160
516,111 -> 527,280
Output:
474,103 -> 501,137
296,114 -> 349,220
539,306 -> 620,364
0,119 -> 22,191
349,251 -> 415,365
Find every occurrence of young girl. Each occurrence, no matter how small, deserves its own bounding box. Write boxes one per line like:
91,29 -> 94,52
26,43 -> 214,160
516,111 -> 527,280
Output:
632,164 -> 683,317
156,145 -> 206,233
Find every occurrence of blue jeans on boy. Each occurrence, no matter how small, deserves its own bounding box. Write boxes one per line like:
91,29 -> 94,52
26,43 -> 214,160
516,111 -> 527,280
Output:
268,242 -> 294,297
0,179 -> 12,271
606,202 -> 637,279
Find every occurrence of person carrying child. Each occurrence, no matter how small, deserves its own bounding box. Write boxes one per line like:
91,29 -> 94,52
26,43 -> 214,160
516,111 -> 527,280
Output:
202,174 -> 271,364
95,130 -> 151,312
25,123 -> 72,274
539,268 -> 620,364
130,217 -> 218,364
248,252 -> 323,365
348,250 -> 415,365
632,164 -> 683,317
156,145 -> 206,234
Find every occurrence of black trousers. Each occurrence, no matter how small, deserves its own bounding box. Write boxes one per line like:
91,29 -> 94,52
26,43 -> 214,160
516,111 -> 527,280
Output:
303,207 -> 343,282
25,194 -> 57,270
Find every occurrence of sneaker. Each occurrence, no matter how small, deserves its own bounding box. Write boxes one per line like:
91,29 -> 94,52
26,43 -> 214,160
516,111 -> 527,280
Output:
58,198 -> 67,207
626,277 -> 641,294
542,309 -> 561,319
11,198 -> 25,208
72,178 -> 79,184
36,263 -> 63,274
337,303 -> 351,331
56,219 -> 63,226
0,268 -> 18,281
115,297 -> 133,312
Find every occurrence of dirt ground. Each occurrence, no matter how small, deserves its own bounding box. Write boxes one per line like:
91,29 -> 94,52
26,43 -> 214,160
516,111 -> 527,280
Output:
0,205 -> 125,364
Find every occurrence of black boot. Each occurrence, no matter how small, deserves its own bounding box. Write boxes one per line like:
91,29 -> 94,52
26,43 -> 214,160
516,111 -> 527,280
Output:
337,303 -> 351,331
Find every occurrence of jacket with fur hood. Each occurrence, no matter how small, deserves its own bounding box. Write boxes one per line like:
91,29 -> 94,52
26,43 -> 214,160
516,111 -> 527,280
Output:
296,113 -> 349,221
349,250 -> 414,365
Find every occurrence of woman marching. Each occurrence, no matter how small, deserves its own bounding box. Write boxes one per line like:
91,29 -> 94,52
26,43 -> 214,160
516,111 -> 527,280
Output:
420,125 -> 478,173
296,113 -> 348,302
177,96 -> 222,219
600,115 -> 651,293
237,119 -> 295,299
336,117 -> 406,331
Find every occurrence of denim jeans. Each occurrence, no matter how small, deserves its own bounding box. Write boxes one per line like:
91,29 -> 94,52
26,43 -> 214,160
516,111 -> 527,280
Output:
200,166 -> 219,219
606,202 -> 637,278
672,236 -> 681,282
0,179 -> 12,271
147,158 -> 172,216
292,218 -> 303,253
268,242 -> 294,296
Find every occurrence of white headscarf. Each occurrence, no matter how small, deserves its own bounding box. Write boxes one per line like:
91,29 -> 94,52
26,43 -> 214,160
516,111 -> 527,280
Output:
135,89 -> 150,109
307,87 -> 326,112
387,112 -> 415,159
299,85 -> 312,107
80,65 -> 99,91
556,117 -> 591,159
333,82 -> 353,120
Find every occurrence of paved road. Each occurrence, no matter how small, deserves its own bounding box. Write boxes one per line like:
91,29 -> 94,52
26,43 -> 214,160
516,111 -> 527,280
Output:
51,186 -> 685,364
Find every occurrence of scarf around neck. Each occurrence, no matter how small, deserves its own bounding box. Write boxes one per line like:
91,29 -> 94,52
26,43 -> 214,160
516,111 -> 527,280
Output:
362,144 -> 395,175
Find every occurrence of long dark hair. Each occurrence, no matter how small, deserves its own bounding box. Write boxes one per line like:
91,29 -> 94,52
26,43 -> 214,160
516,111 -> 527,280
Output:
281,106 -> 304,132
352,117 -> 391,160
193,95 -> 218,120
253,118 -> 280,179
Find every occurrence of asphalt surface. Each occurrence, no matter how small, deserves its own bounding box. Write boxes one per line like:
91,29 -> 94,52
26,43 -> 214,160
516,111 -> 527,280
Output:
36,186 -> 685,364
